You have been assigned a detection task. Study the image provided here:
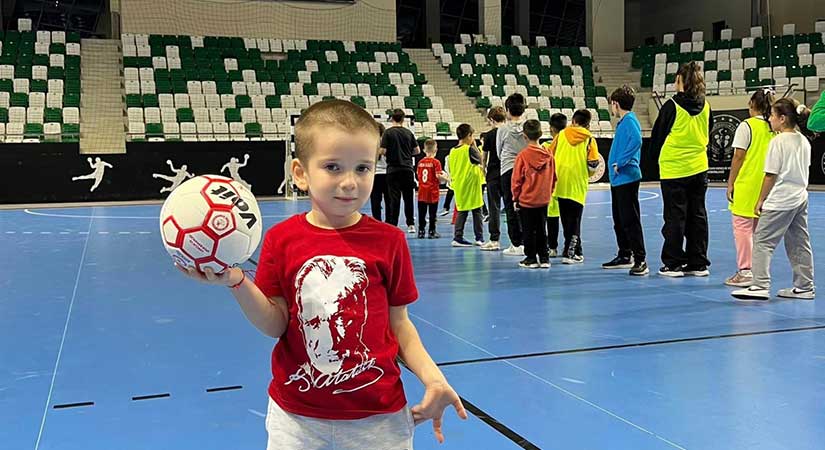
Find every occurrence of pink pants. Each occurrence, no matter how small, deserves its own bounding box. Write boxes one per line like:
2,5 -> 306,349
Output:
732,214 -> 758,270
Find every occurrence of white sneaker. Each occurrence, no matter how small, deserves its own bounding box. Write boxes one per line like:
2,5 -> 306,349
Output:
777,287 -> 815,300
562,255 -> 584,265
480,241 -> 500,251
474,240 -> 484,247
407,225 -> 416,234
548,248 -> 558,258
732,286 -> 770,301
438,210 -> 450,217
502,245 -> 525,256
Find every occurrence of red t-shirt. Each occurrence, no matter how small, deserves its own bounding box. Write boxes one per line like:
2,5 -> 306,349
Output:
254,213 -> 419,420
416,156 -> 442,204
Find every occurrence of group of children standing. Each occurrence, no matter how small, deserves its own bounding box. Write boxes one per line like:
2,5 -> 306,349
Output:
427,91 -> 647,274
415,63 -> 820,299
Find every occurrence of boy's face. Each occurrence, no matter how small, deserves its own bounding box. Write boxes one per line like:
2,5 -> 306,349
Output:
292,127 -> 378,223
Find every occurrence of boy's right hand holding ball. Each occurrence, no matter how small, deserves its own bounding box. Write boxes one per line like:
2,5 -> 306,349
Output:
175,263 -> 244,287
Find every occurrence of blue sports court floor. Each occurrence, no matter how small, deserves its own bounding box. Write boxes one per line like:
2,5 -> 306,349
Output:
2,186 -> 825,450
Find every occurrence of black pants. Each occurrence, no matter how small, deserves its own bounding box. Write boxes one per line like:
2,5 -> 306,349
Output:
480,184 -> 489,216
520,206 -> 550,262
486,178 -> 502,242
500,170 -> 523,247
454,208 -> 484,242
611,181 -> 646,262
546,216 -> 559,250
660,172 -> 710,268
558,198 -> 583,256
386,170 -> 416,226
418,201 -> 438,234
443,188 -> 454,211
370,174 -> 388,221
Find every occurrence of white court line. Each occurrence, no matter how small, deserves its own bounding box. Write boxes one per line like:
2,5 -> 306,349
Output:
34,216 -> 93,450
118,232 -> 131,235
23,209 -> 292,220
409,313 -> 687,450
40,232 -> 52,234
586,190 -> 660,206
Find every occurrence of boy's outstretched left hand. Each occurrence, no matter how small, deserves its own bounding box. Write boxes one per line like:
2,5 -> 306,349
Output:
411,380 -> 468,443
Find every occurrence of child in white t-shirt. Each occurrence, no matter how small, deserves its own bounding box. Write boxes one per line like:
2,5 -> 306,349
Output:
732,98 -> 814,301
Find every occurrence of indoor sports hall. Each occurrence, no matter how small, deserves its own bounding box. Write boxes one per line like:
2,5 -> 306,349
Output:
2,1 -> 825,449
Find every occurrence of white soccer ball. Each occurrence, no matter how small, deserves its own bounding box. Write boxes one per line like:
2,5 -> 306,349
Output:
159,175 -> 263,273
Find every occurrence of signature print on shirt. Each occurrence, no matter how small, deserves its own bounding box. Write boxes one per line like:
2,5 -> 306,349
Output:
287,255 -> 384,395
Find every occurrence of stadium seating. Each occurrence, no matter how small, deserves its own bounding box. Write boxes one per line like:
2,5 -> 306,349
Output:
121,34 -> 456,141
0,20 -> 81,142
433,38 -> 613,136
633,23 -> 824,96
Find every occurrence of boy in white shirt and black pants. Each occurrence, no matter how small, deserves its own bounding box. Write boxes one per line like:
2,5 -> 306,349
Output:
733,98 -> 815,301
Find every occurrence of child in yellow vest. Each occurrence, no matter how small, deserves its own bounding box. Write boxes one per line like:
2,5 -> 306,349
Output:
542,110 -> 600,264
542,113 -> 567,257
732,99 -> 815,301
650,62 -> 712,277
724,89 -> 775,287
449,124 -> 485,247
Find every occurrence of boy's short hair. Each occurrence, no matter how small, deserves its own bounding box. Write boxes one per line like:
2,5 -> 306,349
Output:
456,123 -> 474,140
609,85 -> 636,111
424,139 -> 437,152
487,106 -> 506,123
549,113 -> 567,132
390,109 -> 406,123
523,119 -> 542,141
294,99 -> 381,162
504,94 -> 525,117
571,109 -> 592,128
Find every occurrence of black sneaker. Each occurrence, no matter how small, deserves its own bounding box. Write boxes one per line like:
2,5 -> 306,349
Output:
482,214 -> 489,223
428,231 -> 440,239
658,265 -> 685,277
602,256 -> 633,270
418,230 -> 425,239
683,265 -> 710,277
519,258 -> 539,269
565,236 -> 580,259
452,238 -> 474,247
630,261 -> 649,276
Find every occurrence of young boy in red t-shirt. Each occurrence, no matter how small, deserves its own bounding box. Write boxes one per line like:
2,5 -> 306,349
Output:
416,139 -> 448,239
176,100 -> 466,449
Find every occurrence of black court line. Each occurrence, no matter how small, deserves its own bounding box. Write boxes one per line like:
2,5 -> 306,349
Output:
206,385 -> 243,393
248,257 -> 258,266
53,401 -> 94,409
132,393 -> 171,401
460,396 -> 541,450
397,360 -> 542,450
437,324 -> 825,367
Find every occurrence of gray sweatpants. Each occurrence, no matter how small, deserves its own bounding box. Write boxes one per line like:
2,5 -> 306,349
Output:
752,200 -> 815,291
265,398 -> 415,450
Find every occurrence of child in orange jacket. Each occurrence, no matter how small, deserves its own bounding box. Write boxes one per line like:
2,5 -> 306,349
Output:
511,119 -> 556,269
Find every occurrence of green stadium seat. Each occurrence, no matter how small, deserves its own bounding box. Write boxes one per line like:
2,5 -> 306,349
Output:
177,108 -> 194,122
146,123 -> 164,137
245,122 -> 262,138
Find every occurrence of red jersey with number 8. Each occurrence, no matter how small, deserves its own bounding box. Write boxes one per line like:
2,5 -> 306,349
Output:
416,157 -> 442,204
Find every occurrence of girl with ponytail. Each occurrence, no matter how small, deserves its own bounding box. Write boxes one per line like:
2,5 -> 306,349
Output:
732,98 -> 815,301
724,88 -> 775,287
649,61 -> 713,277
